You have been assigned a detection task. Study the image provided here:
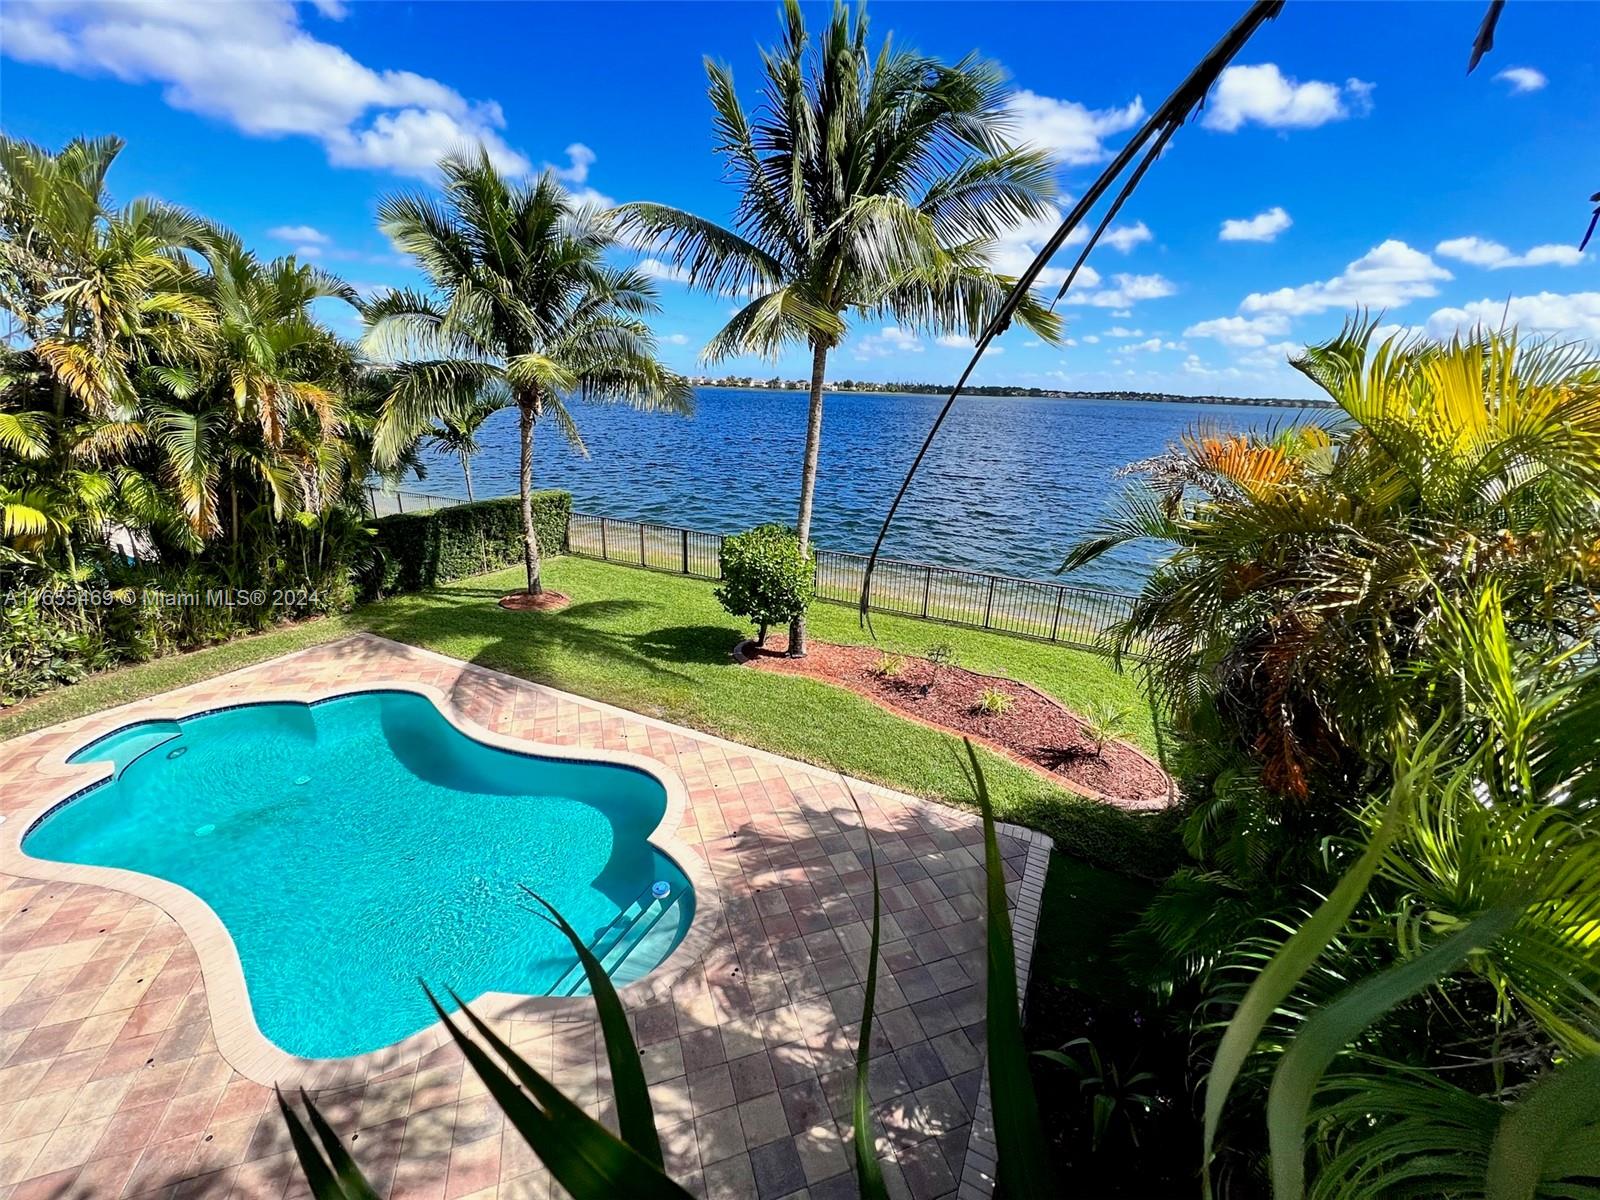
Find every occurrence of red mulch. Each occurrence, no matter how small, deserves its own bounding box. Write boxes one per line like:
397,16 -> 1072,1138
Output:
497,590 -> 572,613
739,634 -> 1173,810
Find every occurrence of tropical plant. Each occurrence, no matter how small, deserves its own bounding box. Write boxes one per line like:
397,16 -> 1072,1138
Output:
977,686 -> 1015,715
1081,699 -> 1133,759
873,651 -> 905,678
423,391 -> 506,502
611,0 -> 1063,654
1065,322 -> 1600,803
714,522 -> 815,645
1037,1036 -> 1160,1151
364,149 -> 691,597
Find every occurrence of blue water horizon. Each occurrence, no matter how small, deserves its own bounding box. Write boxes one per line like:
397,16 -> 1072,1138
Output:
413,387 -> 1331,593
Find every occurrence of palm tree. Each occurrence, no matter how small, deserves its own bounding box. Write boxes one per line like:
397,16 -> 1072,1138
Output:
611,0 -> 1063,654
364,149 -> 690,596
424,393 -> 506,502
0,134 -> 213,419
147,238 -> 359,543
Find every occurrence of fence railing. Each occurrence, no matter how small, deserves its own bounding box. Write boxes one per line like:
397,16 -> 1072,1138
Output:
364,487 -> 474,517
566,511 -> 1134,653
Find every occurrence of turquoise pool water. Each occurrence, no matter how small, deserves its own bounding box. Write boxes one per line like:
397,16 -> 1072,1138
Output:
24,691 -> 693,1058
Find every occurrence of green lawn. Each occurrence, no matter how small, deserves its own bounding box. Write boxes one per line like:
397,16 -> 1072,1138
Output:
1,556 -> 1177,875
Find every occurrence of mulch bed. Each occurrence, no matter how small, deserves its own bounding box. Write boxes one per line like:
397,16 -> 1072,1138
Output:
497,590 -> 572,613
737,633 -> 1174,810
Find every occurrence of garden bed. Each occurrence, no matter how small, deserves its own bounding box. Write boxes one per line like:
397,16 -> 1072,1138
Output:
736,634 -> 1174,810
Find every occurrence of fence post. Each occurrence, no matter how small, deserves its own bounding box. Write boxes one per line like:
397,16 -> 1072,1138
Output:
921,567 -> 932,618
681,528 -> 690,575
982,576 -> 996,629
639,522 -> 646,567
396,491 -> 404,515
599,518 -> 608,561
1049,587 -> 1066,642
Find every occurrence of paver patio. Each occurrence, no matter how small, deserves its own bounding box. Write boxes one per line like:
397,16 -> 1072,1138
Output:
0,633 -> 1050,1200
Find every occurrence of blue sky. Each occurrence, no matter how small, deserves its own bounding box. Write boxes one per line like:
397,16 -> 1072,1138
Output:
3,0 -> 1596,400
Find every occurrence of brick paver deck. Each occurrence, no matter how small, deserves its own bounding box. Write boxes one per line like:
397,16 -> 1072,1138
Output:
0,634 -> 1050,1199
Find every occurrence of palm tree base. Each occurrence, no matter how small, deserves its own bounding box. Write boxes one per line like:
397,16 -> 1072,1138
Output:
497,590 -> 571,613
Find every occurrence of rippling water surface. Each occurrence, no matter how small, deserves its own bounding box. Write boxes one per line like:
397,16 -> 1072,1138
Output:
417,388 -> 1324,593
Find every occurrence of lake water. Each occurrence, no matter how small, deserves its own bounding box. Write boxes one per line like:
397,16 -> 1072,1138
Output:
415,387 -> 1326,593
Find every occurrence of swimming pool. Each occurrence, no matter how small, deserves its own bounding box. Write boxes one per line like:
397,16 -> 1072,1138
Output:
23,690 -> 694,1059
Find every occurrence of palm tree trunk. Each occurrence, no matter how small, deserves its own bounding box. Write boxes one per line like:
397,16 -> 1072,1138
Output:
518,393 -> 542,595
789,341 -> 829,657
461,452 -> 475,503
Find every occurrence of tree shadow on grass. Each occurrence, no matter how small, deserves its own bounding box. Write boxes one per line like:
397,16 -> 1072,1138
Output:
629,623 -> 745,667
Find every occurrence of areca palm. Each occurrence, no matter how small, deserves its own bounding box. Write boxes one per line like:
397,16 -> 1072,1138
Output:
611,0 -> 1063,653
1067,321 -> 1600,800
0,134 -> 213,418
365,150 -> 690,595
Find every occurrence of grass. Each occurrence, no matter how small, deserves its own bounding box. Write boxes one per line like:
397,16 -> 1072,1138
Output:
1,556 -> 1178,875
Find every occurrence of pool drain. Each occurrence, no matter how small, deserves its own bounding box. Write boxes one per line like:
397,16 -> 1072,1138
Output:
166,745 -> 187,759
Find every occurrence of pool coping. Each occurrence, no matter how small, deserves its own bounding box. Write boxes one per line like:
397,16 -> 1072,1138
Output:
0,674 -> 723,1090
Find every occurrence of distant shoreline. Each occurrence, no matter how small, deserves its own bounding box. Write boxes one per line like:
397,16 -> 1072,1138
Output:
693,381 -> 1330,408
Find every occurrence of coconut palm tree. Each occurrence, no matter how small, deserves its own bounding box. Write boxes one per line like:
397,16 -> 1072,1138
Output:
424,392 -> 506,502
364,150 -> 690,596
610,0 -> 1063,654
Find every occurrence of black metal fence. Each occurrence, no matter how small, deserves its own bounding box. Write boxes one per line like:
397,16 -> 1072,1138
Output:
364,486 -> 473,517
566,511 -> 1134,653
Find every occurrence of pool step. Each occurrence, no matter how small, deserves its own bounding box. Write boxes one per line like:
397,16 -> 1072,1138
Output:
548,884 -> 681,998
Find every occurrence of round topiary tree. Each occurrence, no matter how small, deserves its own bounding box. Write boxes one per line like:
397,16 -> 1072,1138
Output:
716,524 -> 815,652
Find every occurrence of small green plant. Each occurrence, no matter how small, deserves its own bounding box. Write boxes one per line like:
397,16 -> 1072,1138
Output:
1037,1037 -> 1159,1151
977,687 -> 1015,715
923,642 -> 955,694
874,652 -> 906,678
714,524 -> 815,647
1082,700 -> 1133,758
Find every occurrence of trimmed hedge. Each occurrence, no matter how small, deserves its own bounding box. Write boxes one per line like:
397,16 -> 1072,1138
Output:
366,491 -> 571,597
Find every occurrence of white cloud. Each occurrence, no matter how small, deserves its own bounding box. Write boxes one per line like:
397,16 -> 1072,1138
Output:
1220,206 -> 1292,243
1423,292 -> 1600,341
267,224 -> 329,245
662,333 -> 691,346
548,143 -> 595,184
1240,239 -> 1451,316
935,334 -> 974,349
1202,65 -> 1372,132
1066,272 -> 1177,309
1183,313 -> 1291,347
638,258 -> 690,284
1434,236 -> 1585,269
0,0 -> 531,178
988,206 -> 1104,290
1082,335 -> 1100,344
1494,67 -> 1547,93
1118,337 -> 1181,354
1092,221 -> 1154,253
1005,90 -> 1144,165
1104,326 -> 1145,338
853,326 -> 924,359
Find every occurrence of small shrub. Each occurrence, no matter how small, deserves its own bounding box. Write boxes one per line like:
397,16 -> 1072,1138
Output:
715,524 -> 815,646
1083,700 -> 1134,758
977,687 -> 1015,715
874,652 -> 906,678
